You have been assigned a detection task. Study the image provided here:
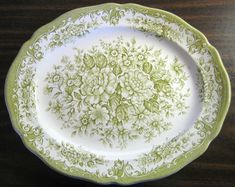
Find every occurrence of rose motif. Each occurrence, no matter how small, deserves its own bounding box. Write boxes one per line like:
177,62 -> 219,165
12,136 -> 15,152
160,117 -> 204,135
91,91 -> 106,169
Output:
80,67 -> 117,104
119,69 -> 154,102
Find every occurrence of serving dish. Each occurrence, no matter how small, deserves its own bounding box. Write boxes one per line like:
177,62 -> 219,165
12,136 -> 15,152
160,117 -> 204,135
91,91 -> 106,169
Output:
5,3 -> 231,184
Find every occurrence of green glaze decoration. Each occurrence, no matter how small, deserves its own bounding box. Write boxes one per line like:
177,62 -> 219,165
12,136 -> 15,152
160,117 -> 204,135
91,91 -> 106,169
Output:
5,3 -> 231,185
44,38 -> 190,149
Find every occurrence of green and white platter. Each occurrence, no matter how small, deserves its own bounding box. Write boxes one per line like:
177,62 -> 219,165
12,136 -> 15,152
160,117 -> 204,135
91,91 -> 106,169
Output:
5,3 -> 231,185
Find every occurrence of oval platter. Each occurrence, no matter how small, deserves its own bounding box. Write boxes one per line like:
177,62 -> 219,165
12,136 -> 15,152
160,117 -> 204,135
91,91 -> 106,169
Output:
5,3 -> 231,185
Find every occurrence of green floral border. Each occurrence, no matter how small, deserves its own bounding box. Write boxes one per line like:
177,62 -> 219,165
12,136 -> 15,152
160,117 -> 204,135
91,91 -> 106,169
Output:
5,3 -> 231,185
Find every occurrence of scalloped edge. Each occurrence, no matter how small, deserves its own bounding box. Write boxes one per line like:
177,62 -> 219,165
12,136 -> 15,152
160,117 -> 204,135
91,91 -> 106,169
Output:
5,3 -> 231,185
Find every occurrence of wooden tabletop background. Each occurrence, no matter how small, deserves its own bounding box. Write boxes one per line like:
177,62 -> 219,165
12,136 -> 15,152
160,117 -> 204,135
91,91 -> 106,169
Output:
1,0 -> 235,186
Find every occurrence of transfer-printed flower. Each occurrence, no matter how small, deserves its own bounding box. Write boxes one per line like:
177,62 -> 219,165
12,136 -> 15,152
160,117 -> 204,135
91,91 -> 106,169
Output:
44,37 -> 190,149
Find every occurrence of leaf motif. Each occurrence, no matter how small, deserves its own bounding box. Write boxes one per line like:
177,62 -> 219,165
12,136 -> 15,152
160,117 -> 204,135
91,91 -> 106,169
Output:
83,54 -> 95,69
74,92 -> 81,100
113,64 -> 122,75
109,94 -> 121,110
96,53 -> 107,68
150,73 -> 159,83
116,104 -> 128,122
122,47 -> 128,53
144,100 -> 154,112
142,61 -> 153,74
144,96 -> 159,113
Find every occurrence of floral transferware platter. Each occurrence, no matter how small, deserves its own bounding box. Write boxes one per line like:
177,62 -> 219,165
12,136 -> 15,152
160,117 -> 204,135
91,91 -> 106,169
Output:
5,3 -> 231,185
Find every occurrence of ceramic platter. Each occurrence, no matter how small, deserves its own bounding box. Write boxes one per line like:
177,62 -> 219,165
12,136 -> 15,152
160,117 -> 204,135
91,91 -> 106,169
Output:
5,3 -> 230,184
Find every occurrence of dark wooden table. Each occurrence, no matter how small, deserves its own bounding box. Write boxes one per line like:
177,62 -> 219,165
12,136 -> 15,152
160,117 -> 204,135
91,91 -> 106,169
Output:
1,0 -> 235,186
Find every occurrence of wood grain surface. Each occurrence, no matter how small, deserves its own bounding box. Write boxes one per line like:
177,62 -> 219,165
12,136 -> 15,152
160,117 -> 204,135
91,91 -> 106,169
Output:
1,0 -> 235,186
